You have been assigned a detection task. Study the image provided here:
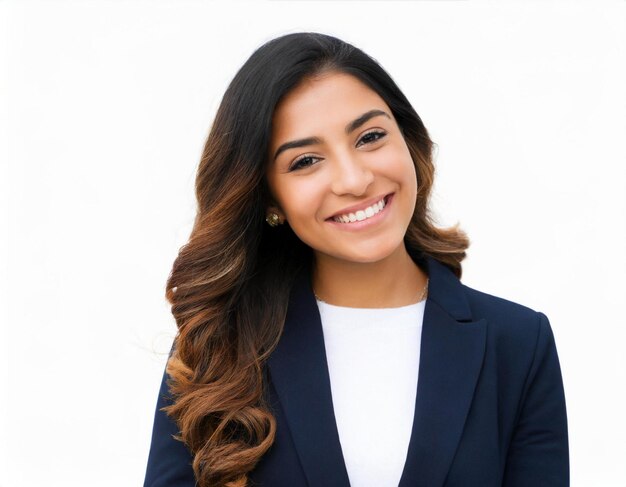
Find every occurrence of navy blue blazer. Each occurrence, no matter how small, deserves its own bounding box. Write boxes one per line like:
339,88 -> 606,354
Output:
144,256 -> 569,486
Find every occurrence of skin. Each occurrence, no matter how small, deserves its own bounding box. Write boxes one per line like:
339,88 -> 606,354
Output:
265,71 -> 428,308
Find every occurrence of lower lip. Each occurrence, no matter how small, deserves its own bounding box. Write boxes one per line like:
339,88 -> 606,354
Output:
325,193 -> 394,232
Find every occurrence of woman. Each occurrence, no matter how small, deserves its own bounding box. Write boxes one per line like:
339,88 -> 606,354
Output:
143,32 -> 569,487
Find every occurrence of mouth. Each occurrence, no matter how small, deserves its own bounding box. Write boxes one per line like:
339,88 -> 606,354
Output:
325,193 -> 394,224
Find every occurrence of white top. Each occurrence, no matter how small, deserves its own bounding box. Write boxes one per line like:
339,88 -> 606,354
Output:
316,297 -> 425,487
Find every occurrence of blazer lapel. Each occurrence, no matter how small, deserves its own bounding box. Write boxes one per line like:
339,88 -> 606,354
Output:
267,256 -> 487,487
267,266 -> 351,487
398,257 -> 487,487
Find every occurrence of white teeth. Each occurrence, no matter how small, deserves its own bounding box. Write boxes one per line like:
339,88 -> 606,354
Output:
332,197 -> 386,223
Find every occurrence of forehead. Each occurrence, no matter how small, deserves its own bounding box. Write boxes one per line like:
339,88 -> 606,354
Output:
270,72 -> 390,142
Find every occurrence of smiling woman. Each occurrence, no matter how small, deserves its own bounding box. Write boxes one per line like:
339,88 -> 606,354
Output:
266,72 -> 424,302
143,32 -> 569,487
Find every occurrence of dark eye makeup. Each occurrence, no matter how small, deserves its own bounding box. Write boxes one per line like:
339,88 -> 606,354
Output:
288,130 -> 387,172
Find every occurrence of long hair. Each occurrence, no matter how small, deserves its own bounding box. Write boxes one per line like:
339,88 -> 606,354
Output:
162,31 -> 469,487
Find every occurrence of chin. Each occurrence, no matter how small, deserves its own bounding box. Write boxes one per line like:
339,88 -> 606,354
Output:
324,239 -> 403,264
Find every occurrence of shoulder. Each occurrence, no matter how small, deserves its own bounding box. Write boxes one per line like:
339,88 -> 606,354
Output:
423,256 -> 550,348
459,283 -> 551,355
455,284 -> 564,399
461,283 -> 542,323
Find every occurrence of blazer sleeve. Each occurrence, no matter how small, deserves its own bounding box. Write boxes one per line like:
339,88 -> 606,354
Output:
502,312 -> 570,486
143,346 -> 197,487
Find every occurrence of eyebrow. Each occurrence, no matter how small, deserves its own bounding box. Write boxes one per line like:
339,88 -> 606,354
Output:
272,109 -> 391,163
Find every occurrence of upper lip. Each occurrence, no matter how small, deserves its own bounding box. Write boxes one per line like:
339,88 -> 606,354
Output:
327,193 -> 392,219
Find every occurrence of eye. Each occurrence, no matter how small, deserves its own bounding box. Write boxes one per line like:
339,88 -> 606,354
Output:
289,154 -> 321,172
356,130 -> 387,147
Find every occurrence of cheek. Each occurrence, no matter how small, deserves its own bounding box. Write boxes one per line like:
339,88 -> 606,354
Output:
278,179 -> 325,222
383,145 -> 417,183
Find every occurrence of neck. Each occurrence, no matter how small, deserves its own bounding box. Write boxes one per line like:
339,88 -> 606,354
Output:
311,243 -> 428,308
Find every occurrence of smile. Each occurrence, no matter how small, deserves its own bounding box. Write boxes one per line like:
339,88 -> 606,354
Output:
332,196 -> 386,223
326,193 -> 394,230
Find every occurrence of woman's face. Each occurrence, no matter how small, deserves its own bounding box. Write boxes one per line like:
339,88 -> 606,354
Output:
265,71 -> 418,264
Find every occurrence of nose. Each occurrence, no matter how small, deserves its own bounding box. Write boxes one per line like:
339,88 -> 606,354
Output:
329,151 -> 375,196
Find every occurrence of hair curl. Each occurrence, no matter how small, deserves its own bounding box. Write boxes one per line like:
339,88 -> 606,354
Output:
161,31 -> 469,487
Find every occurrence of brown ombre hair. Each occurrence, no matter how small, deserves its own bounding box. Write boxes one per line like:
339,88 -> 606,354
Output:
162,32 -> 469,487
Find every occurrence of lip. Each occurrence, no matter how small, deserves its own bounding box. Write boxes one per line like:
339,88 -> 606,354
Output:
326,193 -> 393,220
325,193 -> 394,231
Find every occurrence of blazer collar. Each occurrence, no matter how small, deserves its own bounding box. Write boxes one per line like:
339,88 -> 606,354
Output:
267,255 -> 487,487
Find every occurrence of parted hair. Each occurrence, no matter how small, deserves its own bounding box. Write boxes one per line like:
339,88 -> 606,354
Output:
162,31 -> 469,487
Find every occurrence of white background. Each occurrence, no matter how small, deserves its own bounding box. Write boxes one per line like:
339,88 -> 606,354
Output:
1,1 -> 625,486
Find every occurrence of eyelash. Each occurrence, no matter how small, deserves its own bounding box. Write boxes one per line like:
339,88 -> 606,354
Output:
288,130 -> 387,172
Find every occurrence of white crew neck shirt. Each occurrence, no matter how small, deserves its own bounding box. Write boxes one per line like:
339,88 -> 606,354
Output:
315,297 -> 426,487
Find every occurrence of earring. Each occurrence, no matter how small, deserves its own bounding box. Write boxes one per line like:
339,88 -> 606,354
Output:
265,212 -> 282,227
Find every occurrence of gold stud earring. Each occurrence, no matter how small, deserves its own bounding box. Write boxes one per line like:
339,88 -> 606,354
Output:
265,212 -> 282,227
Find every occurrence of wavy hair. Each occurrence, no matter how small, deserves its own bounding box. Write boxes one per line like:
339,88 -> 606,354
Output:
161,31 -> 469,487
